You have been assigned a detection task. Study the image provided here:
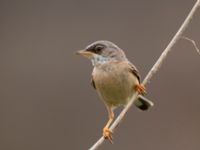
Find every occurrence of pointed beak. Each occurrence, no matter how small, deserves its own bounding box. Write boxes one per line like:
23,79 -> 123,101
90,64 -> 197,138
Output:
76,50 -> 94,58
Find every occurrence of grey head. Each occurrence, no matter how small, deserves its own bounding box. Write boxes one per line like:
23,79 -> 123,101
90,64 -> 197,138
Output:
77,40 -> 127,66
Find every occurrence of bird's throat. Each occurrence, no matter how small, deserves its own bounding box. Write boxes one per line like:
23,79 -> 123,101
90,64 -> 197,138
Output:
90,55 -> 111,66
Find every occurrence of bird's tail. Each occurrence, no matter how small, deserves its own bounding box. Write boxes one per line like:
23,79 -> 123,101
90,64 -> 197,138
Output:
134,95 -> 154,111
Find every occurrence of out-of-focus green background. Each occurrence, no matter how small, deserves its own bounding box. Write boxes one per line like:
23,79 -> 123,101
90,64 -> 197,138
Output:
0,0 -> 200,150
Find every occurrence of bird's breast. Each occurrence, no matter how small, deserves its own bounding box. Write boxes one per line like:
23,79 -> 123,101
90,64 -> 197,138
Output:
92,63 -> 139,107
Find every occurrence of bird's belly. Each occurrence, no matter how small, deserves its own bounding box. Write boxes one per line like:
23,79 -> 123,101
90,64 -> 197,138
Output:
97,84 -> 132,107
94,70 -> 138,107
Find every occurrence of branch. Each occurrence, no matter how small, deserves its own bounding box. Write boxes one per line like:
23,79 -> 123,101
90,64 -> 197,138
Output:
89,1 -> 200,149
181,36 -> 200,55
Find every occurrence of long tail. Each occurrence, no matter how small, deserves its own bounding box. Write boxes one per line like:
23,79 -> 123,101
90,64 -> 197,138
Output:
134,95 -> 154,111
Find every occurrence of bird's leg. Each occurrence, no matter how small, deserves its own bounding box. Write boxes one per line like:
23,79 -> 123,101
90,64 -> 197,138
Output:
103,107 -> 114,143
134,84 -> 146,95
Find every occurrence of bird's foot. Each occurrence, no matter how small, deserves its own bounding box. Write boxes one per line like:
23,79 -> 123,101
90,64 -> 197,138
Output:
135,84 -> 146,95
103,127 -> 113,143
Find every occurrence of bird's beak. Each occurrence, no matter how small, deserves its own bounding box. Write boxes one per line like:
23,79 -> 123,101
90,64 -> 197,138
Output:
76,50 -> 94,58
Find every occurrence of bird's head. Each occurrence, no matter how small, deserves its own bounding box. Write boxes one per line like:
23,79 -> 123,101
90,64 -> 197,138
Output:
76,41 -> 127,66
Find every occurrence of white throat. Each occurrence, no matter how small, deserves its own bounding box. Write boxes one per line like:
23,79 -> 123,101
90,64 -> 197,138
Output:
90,55 -> 111,66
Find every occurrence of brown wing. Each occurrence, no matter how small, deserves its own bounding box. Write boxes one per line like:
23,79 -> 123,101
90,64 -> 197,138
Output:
91,75 -> 96,89
128,62 -> 141,83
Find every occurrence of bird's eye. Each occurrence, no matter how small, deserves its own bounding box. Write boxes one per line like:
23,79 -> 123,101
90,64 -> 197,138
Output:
95,45 -> 104,53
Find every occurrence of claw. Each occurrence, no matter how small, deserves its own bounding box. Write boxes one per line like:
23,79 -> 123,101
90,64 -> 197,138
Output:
103,127 -> 113,143
135,84 -> 146,95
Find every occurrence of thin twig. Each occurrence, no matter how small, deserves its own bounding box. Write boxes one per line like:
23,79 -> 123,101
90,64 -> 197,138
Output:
89,1 -> 200,150
181,36 -> 200,55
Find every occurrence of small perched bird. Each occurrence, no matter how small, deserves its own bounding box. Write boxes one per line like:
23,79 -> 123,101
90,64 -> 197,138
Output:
76,41 -> 153,142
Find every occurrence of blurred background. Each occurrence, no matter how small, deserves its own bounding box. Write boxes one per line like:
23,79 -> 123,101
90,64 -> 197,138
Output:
0,0 -> 200,150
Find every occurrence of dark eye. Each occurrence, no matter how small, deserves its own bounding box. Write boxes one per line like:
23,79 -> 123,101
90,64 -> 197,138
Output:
95,45 -> 104,53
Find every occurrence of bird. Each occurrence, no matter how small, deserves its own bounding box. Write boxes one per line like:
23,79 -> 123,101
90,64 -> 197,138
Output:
76,40 -> 153,142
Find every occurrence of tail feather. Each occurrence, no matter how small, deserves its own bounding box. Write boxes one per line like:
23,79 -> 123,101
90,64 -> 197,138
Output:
134,95 -> 154,111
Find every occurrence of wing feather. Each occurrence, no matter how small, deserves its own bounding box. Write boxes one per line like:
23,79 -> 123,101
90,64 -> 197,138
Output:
91,75 -> 96,89
128,62 -> 141,83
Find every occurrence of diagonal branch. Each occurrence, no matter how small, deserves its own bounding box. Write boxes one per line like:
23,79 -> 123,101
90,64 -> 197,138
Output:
89,0 -> 200,150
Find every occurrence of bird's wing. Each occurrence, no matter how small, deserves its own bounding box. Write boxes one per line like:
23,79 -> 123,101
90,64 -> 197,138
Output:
128,62 -> 141,83
91,75 -> 96,89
